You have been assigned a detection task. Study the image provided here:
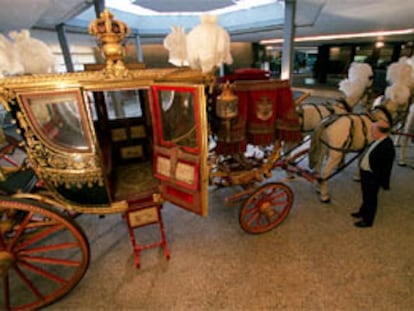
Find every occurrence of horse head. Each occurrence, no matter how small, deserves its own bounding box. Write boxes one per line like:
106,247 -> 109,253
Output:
370,83 -> 411,126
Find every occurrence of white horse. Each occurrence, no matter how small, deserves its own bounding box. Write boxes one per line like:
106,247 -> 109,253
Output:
297,63 -> 373,133
308,83 -> 411,202
392,56 -> 414,166
282,62 -> 373,166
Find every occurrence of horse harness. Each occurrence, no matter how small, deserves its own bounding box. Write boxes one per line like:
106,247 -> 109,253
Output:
335,97 -> 352,113
319,113 -> 370,152
370,104 -> 394,127
318,101 -> 396,153
297,98 -> 351,132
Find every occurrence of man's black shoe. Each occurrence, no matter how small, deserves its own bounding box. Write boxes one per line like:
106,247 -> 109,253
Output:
354,220 -> 372,228
350,212 -> 362,219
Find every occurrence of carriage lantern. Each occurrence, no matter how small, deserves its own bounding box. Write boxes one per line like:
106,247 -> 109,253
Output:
88,9 -> 131,77
216,81 -> 238,142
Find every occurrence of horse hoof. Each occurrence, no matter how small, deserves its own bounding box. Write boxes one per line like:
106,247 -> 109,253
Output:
353,176 -> 361,182
398,161 -> 407,167
320,197 -> 331,203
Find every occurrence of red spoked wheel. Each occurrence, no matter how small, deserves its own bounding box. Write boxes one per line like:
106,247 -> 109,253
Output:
239,183 -> 294,234
0,196 -> 90,310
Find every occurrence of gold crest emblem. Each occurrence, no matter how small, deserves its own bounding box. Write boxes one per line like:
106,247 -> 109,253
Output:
256,96 -> 273,121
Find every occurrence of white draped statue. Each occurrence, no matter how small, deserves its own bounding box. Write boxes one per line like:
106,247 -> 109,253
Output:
163,26 -> 188,67
9,29 -> 55,74
164,15 -> 233,73
0,34 -> 24,78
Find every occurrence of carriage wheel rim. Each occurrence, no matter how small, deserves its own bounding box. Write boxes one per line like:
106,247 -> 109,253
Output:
239,183 -> 293,234
0,198 -> 90,311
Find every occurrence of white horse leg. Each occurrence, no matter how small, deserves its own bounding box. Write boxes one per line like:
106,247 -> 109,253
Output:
394,131 -> 402,147
318,150 -> 343,203
312,144 -> 328,194
398,134 -> 409,166
398,106 -> 414,166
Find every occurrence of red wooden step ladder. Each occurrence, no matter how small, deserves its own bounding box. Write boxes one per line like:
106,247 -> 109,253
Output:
123,194 -> 170,268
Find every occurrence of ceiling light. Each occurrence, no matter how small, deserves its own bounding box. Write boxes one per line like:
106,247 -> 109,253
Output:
260,28 -> 414,45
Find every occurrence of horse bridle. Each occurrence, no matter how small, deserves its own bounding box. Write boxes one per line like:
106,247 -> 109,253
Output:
370,104 -> 394,127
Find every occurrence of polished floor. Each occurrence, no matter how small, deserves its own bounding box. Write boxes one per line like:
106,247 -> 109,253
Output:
43,90 -> 414,310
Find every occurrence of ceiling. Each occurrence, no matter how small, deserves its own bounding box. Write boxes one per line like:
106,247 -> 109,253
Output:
0,0 -> 414,46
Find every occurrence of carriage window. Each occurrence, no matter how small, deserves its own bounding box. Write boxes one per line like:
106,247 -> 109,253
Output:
23,92 -> 90,150
106,90 -> 142,120
86,90 -> 143,121
158,90 -> 196,148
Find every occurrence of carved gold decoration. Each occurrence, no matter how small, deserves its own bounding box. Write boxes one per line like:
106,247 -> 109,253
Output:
15,109 -> 104,188
0,67 -> 211,88
0,88 -> 11,111
89,9 -> 131,78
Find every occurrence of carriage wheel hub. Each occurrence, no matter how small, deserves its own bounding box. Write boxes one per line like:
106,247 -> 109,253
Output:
260,202 -> 275,217
0,251 -> 14,277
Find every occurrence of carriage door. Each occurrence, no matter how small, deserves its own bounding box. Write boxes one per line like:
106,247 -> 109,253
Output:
150,84 -> 209,216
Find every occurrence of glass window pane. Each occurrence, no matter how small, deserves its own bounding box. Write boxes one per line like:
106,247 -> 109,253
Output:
158,90 -> 197,148
105,90 -> 142,120
25,93 -> 90,150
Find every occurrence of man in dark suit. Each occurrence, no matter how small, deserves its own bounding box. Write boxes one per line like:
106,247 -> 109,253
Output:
351,119 -> 395,228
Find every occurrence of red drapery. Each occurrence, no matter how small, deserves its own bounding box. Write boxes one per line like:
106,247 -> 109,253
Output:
214,70 -> 301,155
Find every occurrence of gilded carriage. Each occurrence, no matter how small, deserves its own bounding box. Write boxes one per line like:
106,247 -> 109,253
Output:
0,10 -> 303,310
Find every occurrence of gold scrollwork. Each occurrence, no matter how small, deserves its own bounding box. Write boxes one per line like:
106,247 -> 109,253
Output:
0,88 -> 15,111
16,110 -> 104,187
39,168 -> 104,189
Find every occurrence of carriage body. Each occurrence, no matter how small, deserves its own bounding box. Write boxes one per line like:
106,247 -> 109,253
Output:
0,67 -> 214,216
